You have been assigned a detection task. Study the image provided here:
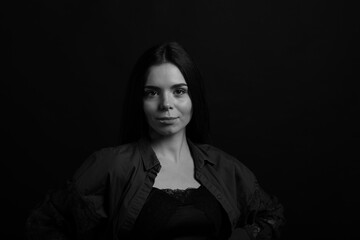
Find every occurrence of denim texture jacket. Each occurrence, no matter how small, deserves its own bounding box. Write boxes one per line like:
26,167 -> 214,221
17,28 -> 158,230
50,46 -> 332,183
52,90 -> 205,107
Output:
26,137 -> 285,240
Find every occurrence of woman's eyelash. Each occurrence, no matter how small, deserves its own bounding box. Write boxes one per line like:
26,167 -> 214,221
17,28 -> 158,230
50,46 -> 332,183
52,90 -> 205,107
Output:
144,88 -> 188,96
144,90 -> 158,96
175,88 -> 187,94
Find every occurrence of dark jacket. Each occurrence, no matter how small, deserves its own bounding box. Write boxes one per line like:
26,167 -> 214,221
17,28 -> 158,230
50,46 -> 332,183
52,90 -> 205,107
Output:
26,137 -> 285,240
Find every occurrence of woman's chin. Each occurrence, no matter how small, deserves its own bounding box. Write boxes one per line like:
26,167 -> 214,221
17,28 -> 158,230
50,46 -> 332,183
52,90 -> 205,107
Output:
150,126 -> 184,138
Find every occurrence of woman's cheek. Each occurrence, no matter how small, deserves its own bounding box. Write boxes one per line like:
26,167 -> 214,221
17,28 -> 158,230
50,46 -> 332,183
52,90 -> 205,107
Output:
143,100 -> 157,114
182,97 -> 192,115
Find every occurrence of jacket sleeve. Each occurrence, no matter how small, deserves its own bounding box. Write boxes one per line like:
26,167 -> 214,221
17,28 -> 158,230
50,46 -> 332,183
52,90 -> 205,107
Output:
228,158 -> 285,240
241,182 -> 285,240
26,151 -> 109,240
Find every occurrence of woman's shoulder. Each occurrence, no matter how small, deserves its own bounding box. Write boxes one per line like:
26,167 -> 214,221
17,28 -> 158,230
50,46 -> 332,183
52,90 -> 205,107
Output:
194,143 -> 257,181
74,141 -> 141,180
91,141 -> 141,166
194,143 -> 242,164
95,141 -> 138,157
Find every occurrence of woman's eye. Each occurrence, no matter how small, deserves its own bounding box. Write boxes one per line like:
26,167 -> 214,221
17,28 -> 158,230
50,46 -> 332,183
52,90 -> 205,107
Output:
144,90 -> 158,97
174,88 -> 187,95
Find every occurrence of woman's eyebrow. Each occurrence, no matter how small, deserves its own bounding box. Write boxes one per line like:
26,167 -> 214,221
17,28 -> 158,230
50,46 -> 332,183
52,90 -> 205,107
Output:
172,83 -> 188,89
144,85 -> 160,90
144,83 -> 188,89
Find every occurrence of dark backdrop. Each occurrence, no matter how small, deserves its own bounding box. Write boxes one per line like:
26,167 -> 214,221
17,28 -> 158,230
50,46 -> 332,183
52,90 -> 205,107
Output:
2,0 -> 359,239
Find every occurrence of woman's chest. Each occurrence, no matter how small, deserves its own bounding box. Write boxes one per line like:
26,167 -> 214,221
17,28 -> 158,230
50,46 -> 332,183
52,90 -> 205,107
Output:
152,157 -> 200,189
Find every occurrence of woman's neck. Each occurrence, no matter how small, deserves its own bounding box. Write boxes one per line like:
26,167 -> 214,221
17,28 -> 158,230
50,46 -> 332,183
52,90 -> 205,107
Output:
149,130 -> 189,164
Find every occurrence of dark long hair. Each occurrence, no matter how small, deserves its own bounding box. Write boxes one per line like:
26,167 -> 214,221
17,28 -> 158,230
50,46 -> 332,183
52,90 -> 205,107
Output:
120,42 -> 210,144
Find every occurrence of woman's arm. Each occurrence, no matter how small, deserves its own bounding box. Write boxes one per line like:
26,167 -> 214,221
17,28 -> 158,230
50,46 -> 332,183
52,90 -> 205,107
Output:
228,158 -> 285,240
26,152 -> 109,240
242,182 -> 285,239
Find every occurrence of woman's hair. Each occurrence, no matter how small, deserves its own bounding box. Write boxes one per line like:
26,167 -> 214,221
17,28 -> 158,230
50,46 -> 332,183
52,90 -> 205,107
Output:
119,41 -> 210,144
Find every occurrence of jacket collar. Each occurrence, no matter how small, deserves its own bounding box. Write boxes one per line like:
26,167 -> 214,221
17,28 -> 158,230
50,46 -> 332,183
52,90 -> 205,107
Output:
137,137 -> 160,171
137,136 -> 215,171
187,138 -> 216,168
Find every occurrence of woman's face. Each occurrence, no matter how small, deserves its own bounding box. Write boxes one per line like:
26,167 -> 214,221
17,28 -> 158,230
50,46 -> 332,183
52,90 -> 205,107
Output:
143,63 -> 192,138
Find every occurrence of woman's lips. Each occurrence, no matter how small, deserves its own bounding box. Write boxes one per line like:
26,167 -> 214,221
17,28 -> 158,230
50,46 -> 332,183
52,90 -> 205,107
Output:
157,117 -> 178,120
156,117 -> 179,124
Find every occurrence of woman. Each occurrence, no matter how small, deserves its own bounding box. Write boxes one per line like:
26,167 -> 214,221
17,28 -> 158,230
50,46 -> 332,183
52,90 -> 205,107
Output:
26,42 -> 285,240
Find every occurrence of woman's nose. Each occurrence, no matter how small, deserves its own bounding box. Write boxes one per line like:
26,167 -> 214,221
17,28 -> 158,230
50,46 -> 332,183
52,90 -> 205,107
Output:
159,93 -> 173,111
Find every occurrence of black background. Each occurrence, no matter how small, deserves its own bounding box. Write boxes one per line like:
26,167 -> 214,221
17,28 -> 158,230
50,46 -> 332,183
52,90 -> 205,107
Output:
2,0 -> 359,239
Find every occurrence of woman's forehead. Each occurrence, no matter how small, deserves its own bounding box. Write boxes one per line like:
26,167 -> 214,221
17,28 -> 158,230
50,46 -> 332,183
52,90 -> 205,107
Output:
145,63 -> 186,87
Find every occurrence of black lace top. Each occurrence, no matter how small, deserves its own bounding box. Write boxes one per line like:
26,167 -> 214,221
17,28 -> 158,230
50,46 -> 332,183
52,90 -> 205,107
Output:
131,185 -> 231,240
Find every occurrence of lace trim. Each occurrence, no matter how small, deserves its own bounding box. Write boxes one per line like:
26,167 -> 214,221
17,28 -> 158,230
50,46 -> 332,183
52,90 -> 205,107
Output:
153,186 -> 201,203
